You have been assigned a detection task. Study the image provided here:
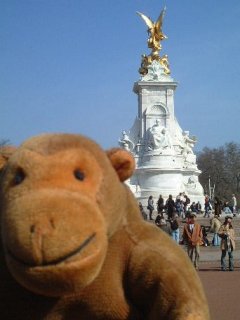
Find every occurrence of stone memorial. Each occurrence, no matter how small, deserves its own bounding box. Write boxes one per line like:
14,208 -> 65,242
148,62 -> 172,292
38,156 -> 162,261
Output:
119,7 -> 204,205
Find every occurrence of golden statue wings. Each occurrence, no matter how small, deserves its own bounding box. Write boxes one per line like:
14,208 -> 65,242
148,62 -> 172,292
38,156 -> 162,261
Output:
137,7 -> 167,54
137,7 -> 170,76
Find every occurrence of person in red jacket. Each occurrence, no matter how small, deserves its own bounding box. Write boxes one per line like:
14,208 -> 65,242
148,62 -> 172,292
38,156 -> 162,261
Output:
182,212 -> 203,270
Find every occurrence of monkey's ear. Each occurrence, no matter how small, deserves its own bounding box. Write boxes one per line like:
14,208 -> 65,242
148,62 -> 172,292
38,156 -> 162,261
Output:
106,148 -> 135,182
0,146 -> 16,170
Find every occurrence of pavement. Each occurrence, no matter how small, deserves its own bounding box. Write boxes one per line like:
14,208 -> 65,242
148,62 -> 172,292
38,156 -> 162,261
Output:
150,212 -> 240,319
199,262 -> 240,320
184,215 -> 240,320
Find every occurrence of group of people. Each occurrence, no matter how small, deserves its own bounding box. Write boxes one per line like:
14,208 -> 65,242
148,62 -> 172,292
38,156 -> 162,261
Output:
139,195 -> 237,272
155,212 -> 180,243
146,193 -> 201,220
146,193 -> 238,220
160,212 -> 235,272
181,213 -> 235,271
204,194 -> 238,218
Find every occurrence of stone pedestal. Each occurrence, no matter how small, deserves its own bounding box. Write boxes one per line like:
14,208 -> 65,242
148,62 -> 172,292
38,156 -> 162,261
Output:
119,62 -> 204,206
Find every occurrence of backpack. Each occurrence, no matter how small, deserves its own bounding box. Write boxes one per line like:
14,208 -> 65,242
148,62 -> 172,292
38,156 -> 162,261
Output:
170,219 -> 179,231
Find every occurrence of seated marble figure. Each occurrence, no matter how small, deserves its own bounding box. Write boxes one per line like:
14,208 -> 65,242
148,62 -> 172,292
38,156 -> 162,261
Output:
147,120 -> 172,151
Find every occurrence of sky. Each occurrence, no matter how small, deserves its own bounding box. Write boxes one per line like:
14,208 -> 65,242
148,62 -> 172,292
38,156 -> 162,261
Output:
1,0 -> 240,151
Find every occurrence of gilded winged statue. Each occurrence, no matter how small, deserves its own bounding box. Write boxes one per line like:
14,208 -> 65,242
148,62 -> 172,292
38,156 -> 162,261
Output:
137,7 -> 170,76
137,7 -> 167,56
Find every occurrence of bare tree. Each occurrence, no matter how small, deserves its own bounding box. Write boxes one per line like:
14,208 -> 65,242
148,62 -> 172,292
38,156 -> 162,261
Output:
197,142 -> 240,204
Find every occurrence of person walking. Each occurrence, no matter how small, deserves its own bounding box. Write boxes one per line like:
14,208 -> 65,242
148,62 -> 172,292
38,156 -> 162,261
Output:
204,195 -> 211,218
229,194 -> 237,216
182,212 -> 203,270
169,212 -> 180,244
175,194 -> 184,218
165,194 -> 175,220
213,196 -> 222,217
218,216 -> 235,271
147,195 -> 154,220
183,194 -> 190,213
156,194 -> 164,216
210,214 -> 221,246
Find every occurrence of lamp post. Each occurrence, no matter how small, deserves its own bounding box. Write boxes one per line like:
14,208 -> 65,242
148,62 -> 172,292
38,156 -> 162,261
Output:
208,175 -> 211,199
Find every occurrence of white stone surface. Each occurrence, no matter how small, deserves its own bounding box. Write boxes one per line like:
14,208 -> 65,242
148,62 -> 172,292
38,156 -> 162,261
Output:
119,61 -> 204,206
140,60 -> 173,82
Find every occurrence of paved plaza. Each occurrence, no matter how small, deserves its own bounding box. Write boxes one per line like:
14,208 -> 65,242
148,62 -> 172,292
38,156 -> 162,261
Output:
176,215 -> 240,320
147,212 -> 240,319
196,216 -> 240,320
199,263 -> 240,320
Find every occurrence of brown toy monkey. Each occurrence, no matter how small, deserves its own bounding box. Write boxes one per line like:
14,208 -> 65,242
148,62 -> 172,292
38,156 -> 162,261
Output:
0,133 -> 209,319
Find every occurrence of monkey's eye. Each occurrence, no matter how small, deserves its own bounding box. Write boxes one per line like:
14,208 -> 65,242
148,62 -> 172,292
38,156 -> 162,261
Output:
74,169 -> 85,181
13,168 -> 26,186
